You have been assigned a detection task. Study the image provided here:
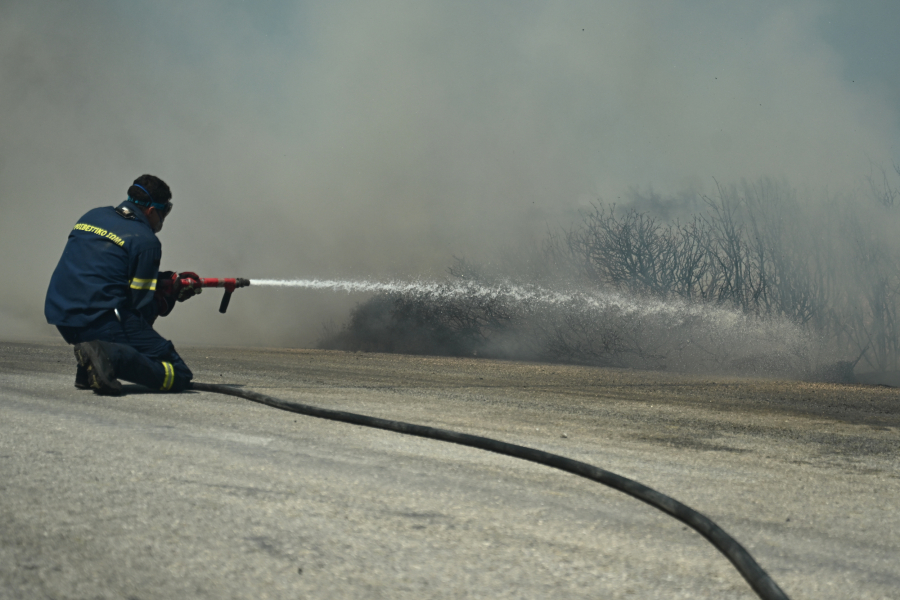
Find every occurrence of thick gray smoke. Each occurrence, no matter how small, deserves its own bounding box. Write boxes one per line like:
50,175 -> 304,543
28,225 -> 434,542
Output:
1,1 -> 898,349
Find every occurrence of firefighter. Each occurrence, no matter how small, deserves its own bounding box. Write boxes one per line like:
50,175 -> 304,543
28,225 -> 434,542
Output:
45,174 -> 200,395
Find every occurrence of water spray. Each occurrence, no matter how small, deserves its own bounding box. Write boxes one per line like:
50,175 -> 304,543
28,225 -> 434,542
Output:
249,278 -> 811,374
251,278 -> 742,321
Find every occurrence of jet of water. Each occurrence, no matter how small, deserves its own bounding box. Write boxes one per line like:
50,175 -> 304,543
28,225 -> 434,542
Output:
251,278 -> 752,324
250,278 -> 817,375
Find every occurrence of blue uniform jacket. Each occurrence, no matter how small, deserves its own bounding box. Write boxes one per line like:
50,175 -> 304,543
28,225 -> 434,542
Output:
45,201 -> 163,327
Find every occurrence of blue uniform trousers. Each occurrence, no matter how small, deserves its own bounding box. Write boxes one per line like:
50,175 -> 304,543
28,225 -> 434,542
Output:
57,309 -> 192,393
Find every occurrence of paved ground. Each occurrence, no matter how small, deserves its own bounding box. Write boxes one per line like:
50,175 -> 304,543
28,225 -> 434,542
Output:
1,341 -> 898,599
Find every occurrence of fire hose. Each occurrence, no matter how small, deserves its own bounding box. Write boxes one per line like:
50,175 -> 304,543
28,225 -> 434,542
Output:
191,381 -> 791,600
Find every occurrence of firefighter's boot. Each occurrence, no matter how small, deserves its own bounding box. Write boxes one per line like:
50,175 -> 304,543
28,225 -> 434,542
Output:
74,341 -> 123,396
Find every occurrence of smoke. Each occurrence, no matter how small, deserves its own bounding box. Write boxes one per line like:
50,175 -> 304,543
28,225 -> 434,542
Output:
1,0 -> 898,348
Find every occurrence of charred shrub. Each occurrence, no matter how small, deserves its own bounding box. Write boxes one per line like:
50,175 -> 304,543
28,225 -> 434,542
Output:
319,282 -> 516,357
559,179 -> 900,375
317,279 -> 650,366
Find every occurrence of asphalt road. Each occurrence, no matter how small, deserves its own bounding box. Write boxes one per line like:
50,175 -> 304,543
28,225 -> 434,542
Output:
1,341 -> 898,599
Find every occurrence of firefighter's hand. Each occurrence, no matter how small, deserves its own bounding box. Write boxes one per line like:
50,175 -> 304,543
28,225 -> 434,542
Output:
176,272 -> 202,302
155,272 -> 177,317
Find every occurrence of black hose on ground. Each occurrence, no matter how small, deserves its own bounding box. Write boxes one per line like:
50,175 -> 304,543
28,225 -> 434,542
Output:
191,381 -> 791,600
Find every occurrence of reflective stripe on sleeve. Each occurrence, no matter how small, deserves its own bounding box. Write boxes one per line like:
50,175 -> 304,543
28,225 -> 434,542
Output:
160,361 -> 174,391
130,278 -> 157,291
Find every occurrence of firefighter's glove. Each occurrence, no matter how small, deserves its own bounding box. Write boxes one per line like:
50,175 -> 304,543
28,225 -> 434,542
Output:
175,272 -> 202,302
155,271 -> 177,317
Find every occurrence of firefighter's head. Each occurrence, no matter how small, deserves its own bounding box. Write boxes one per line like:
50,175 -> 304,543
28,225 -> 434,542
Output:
128,175 -> 172,233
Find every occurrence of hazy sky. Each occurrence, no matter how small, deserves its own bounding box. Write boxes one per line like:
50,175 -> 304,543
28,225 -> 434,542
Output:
2,0 -> 898,346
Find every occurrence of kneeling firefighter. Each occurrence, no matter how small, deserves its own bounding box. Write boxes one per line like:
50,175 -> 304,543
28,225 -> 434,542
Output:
45,174 -> 200,395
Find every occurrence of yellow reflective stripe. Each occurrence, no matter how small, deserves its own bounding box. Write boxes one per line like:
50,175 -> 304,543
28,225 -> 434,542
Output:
129,277 -> 157,291
160,361 -> 174,391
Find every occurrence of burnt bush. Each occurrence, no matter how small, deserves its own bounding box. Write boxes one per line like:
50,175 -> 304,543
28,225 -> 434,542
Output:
562,180 -> 828,323
319,281 -> 517,357
558,178 -> 900,373
318,279 -> 669,367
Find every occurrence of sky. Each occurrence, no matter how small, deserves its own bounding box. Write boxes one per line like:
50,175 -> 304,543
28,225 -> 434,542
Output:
1,0 -> 899,346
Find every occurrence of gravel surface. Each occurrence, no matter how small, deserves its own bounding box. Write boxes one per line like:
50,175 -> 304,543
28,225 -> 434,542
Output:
1,341 -> 898,599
